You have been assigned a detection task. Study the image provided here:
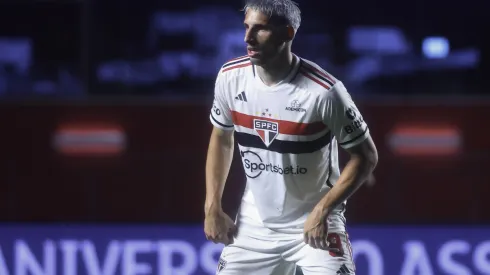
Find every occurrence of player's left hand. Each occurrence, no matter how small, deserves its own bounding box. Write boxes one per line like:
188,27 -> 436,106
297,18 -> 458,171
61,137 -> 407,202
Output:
303,206 -> 330,250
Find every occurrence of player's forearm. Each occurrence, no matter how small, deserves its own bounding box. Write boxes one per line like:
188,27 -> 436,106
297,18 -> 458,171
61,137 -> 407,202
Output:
315,155 -> 377,216
204,132 -> 234,215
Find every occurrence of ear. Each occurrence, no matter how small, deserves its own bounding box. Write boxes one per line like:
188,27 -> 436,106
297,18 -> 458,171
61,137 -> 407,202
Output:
285,25 -> 295,41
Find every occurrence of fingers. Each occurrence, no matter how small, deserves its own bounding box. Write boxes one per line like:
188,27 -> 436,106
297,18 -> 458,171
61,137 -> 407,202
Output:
304,231 -> 330,250
308,236 -> 317,249
205,232 -> 231,244
205,227 -> 236,245
305,235 -> 327,250
223,224 -> 237,245
315,237 -> 328,250
204,214 -> 237,245
218,232 -> 233,245
231,224 -> 238,236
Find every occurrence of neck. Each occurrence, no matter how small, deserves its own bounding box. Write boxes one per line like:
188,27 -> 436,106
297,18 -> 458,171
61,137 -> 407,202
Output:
256,51 -> 294,86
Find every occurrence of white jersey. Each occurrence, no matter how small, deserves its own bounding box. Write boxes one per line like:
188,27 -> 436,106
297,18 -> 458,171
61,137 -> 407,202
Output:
209,54 -> 370,233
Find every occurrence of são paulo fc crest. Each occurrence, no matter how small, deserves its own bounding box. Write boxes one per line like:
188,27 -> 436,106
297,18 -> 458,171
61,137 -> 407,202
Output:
254,119 -> 279,147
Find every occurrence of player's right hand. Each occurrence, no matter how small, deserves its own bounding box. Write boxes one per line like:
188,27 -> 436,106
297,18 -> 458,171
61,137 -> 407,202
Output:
204,209 -> 237,245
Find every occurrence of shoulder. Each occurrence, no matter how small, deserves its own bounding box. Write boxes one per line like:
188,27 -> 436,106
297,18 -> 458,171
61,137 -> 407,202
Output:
214,55 -> 252,98
297,58 -> 339,92
295,57 -> 351,102
217,55 -> 253,80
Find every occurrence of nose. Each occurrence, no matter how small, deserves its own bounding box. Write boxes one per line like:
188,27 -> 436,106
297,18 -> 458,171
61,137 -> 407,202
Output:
244,29 -> 255,44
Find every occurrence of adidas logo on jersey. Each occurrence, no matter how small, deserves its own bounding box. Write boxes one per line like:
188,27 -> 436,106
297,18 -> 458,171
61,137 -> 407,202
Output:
235,91 -> 247,102
336,264 -> 352,274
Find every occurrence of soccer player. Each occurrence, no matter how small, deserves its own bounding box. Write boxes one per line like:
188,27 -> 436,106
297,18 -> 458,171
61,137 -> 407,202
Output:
204,0 -> 378,274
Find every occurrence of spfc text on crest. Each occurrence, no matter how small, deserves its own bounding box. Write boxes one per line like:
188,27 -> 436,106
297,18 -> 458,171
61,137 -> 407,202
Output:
254,119 -> 279,147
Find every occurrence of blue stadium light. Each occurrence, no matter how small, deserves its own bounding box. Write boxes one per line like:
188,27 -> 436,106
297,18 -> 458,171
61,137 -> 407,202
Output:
422,37 -> 450,59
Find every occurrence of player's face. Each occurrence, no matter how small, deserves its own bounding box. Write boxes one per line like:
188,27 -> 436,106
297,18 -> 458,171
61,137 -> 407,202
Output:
243,9 -> 288,66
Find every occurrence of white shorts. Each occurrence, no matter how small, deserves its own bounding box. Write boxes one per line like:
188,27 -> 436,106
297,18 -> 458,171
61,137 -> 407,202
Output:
215,218 -> 356,275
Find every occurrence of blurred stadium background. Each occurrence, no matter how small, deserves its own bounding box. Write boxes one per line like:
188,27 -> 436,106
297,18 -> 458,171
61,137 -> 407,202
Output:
0,0 -> 488,274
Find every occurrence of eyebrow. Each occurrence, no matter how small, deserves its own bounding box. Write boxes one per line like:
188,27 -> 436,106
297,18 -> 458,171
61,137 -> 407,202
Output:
243,22 -> 270,28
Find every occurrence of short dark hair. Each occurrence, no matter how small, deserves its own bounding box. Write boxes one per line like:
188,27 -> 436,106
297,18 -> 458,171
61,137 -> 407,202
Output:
243,0 -> 301,31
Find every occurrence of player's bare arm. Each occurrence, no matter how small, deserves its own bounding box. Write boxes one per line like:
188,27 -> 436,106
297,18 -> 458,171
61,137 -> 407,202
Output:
304,136 -> 378,249
316,136 -> 378,214
204,126 -> 237,245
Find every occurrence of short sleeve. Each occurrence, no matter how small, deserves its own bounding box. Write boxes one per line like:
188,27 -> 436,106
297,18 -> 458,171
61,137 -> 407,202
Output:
209,73 -> 234,130
318,82 -> 370,149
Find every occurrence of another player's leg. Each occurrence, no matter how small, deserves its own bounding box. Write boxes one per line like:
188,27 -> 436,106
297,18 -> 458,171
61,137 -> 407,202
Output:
283,231 -> 356,275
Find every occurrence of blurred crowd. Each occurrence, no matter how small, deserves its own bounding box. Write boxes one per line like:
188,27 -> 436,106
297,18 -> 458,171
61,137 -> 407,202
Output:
0,0 -> 485,98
